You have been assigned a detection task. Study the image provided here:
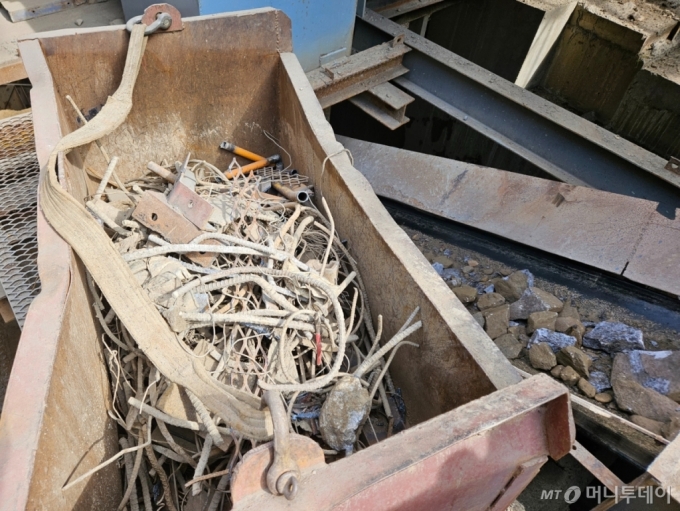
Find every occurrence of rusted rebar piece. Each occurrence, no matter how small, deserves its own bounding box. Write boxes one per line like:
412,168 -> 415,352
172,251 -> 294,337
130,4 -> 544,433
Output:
147,161 -> 177,183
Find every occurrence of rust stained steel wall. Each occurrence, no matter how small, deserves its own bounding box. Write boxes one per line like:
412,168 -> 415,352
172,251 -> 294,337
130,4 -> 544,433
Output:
233,374 -> 573,510
0,9 -> 572,509
0,40 -> 121,511
341,136 -> 680,297
276,55 -> 522,424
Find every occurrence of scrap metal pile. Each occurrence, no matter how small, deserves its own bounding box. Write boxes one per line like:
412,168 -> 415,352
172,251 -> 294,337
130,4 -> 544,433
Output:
80,141 -> 421,510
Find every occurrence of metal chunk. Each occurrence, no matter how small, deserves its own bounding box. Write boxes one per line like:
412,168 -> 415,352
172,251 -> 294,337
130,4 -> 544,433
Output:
132,191 -> 217,267
167,180 -> 214,229
665,156 -> 680,175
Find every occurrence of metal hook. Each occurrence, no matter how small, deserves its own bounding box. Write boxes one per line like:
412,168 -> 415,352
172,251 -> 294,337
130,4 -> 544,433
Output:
126,12 -> 173,34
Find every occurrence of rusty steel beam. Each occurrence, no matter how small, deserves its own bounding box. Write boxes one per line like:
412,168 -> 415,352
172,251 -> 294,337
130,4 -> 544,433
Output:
306,37 -> 410,109
349,81 -> 414,130
371,0 -> 447,18
649,435 -> 680,504
353,10 -> 680,219
571,441 -> 625,493
340,136 -> 680,297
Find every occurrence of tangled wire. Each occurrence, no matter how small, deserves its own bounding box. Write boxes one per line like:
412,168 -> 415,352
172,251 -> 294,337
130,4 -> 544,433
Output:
74,151 -> 421,510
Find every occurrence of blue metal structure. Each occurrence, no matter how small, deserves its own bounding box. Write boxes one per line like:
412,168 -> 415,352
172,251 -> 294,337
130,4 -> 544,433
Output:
122,1 -> 358,71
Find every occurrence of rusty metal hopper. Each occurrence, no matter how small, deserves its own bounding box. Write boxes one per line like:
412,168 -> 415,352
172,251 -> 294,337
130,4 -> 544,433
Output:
0,8 -> 574,510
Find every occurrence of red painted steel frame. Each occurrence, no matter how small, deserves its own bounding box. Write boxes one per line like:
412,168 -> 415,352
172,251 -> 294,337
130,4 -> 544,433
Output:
233,373 -> 574,510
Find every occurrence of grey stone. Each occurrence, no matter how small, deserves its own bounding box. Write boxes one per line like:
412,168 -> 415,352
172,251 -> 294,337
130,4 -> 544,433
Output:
583,322 -> 644,353
630,415 -> 664,436
518,333 -> 530,347
320,376 -> 371,452
588,370 -> 611,393
483,284 -> 495,294
527,328 -> 577,353
622,350 -> 680,402
611,353 -> 680,422
493,270 -> 533,302
578,378 -> 597,398
477,292 -> 506,311
508,287 -> 564,320
527,311 -> 558,334
447,279 -> 461,289
453,285 -> 477,304
442,268 -> 462,283
432,255 -> 453,268
494,333 -> 523,359
431,262 -> 444,276
529,343 -> 557,370
551,365 -> 564,378
483,304 -> 509,339
555,316 -> 581,333
662,416 -> 680,441
507,324 -> 525,339
559,301 -> 580,320
567,324 -> 585,346
472,312 -> 485,328
557,346 -> 592,378
594,392 -> 613,404
560,366 -> 580,386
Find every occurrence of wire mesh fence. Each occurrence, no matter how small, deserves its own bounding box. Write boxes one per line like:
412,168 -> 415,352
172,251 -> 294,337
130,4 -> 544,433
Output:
0,111 -> 40,327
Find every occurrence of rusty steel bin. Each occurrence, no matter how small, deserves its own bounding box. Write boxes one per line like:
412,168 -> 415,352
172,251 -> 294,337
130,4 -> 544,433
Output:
0,8 -> 574,510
